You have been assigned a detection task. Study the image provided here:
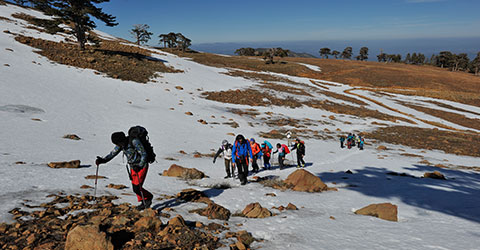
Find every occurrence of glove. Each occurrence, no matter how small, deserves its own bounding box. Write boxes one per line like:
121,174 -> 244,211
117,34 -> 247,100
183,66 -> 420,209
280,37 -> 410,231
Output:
95,156 -> 106,165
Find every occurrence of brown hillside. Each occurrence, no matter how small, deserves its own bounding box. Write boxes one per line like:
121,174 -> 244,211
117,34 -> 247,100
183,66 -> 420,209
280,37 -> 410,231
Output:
284,57 -> 480,107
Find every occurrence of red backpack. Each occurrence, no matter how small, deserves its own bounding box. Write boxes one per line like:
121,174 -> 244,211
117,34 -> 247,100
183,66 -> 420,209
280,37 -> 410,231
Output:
282,144 -> 290,154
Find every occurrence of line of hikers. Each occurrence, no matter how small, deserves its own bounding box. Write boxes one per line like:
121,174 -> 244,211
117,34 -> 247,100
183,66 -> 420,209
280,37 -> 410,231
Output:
339,133 -> 365,150
213,134 -> 306,185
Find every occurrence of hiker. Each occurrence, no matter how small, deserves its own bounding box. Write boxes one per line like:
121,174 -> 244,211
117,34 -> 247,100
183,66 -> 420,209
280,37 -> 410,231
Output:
213,139 -> 235,178
340,136 -> 345,148
232,134 -> 253,185
359,137 -> 365,150
261,140 -> 273,169
273,143 -> 289,170
250,138 -> 262,173
291,138 -> 306,168
95,130 -> 153,210
351,134 -> 357,147
356,135 -> 361,148
347,133 -> 353,149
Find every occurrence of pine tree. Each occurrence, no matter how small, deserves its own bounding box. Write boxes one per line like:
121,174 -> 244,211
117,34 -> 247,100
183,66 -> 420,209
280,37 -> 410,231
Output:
341,47 -> 353,59
130,24 -> 153,45
319,47 -> 331,59
471,52 -> 480,75
357,47 -> 368,61
331,50 -> 340,59
39,0 -> 117,50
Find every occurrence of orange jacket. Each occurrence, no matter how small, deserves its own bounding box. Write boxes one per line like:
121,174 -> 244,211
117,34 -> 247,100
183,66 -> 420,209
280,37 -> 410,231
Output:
251,142 -> 261,156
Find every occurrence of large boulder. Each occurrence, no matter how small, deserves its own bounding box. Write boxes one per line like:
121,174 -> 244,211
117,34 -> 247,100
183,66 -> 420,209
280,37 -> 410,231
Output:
354,203 -> 398,222
191,202 -> 231,220
284,169 -> 328,192
242,203 -> 272,218
65,225 -> 114,250
48,160 -> 80,168
162,164 -> 206,179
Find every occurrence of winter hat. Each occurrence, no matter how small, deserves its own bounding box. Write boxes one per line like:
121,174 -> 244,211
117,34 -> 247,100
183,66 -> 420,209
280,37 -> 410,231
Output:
250,138 -> 255,143
222,139 -> 228,146
276,143 -> 281,148
111,131 -> 127,145
236,134 -> 245,142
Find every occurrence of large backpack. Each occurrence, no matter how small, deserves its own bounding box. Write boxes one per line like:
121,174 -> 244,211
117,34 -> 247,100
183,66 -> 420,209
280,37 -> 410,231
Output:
128,126 -> 156,164
282,144 -> 290,154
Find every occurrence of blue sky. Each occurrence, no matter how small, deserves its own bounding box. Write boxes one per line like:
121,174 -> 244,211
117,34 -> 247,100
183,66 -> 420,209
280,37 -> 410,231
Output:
96,0 -> 480,45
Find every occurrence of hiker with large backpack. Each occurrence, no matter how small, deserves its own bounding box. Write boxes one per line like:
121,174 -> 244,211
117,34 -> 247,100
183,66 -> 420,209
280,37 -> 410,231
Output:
261,140 -> 273,170
231,134 -> 253,185
340,136 -> 345,148
213,139 -> 235,178
273,143 -> 289,170
291,138 -> 306,168
95,126 -> 156,210
250,138 -> 261,173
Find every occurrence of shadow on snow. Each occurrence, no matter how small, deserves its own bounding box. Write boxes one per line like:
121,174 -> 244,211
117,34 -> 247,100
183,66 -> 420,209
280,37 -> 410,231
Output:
316,164 -> 480,223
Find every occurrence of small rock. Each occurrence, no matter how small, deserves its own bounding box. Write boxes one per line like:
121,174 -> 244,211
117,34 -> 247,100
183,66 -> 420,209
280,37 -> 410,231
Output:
265,193 -> 276,197
423,171 -> 446,180
106,183 -> 127,190
15,161 -> 26,164
80,185 -> 92,189
377,145 -> 388,150
84,175 -> 107,179
48,160 -> 81,169
329,216 -> 336,220
286,203 -> 298,210
185,111 -> 193,116
355,203 -> 398,222
65,225 -> 114,250
242,203 -> 272,218
175,86 -> 184,90
63,134 -> 81,140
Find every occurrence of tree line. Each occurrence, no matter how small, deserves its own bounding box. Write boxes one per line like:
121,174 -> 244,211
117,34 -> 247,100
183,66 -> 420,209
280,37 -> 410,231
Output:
319,46 -> 480,75
10,0 -> 192,52
235,47 -> 290,64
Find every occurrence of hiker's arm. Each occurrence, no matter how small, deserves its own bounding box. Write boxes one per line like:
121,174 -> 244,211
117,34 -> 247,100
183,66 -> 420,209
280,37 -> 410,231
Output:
213,148 -> 223,163
231,145 -> 236,164
133,139 -> 148,167
247,143 -> 253,158
103,145 -> 122,163
291,144 -> 297,150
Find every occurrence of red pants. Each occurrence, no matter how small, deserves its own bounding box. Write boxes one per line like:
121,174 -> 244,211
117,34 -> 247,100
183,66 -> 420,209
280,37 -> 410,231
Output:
131,165 -> 153,202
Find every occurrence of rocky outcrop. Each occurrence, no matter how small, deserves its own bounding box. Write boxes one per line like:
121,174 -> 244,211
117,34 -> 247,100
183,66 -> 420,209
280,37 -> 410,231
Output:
355,203 -> 398,222
65,225 -> 114,250
190,202 -> 231,220
284,169 -> 329,192
162,164 -> 206,179
423,171 -> 446,180
242,203 -> 272,218
48,160 -> 80,168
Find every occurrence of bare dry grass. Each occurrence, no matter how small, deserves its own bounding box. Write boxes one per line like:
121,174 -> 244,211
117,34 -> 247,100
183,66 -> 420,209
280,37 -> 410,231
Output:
284,57 -> 480,107
15,35 -> 180,83
225,70 -> 298,85
164,49 -> 323,79
402,103 -> 480,131
364,126 -> 480,157
425,100 -> 480,116
202,89 -> 303,108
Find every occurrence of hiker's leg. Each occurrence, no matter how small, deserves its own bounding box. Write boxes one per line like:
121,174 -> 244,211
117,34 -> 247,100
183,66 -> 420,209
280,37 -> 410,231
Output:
132,166 -> 152,202
224,159 -> 231,177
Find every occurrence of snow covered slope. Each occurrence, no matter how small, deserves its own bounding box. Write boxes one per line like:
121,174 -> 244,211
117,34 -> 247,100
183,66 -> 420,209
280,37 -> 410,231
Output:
1,3 -> 480,250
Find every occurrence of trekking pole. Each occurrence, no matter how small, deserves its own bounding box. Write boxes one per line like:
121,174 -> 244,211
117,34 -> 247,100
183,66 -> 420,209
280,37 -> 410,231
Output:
94,163 -> 99,201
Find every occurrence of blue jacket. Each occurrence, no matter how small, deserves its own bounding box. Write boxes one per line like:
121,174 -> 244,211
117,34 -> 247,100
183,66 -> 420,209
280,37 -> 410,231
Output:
104,138 -> 147,168
232,141 -> 253,164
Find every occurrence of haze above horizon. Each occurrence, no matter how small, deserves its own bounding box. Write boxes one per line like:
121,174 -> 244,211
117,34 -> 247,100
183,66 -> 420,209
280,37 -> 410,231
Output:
96,0 -> 480,45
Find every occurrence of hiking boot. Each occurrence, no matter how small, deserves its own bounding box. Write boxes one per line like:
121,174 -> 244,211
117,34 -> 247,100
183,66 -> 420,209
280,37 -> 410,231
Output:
136,199 -> 152,211
224,175 -> 231,179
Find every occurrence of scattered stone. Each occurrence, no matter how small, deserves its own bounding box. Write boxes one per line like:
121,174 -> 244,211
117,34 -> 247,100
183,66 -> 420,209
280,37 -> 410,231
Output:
330,216 -> 336,220
286,203 -> 298,210
4,63 -> 10,66
377,145 -> 388,150
31,118 -> 42,121
328,115 -> 335,120
242,203 -> 272,218
15,161 -> 26,164
85,175 -> 107,179
106,183 -> 127,190
198,119 -> 208,124
179,150 -> 187,154
423,171 -> 446,180
5,48 -> 13,52
226,132 -> 235,136
236,230 -> 255,246
80,185 -> 93,189
175,86 -> 184,90
355,203 -> 398,222
176,188 -> 212,204
65,224 -> 114,250
63,134 -> 81,140
48,160 -> 81,169
185,111 -> 193,116
190,202 -> 231,220
284,169 -> 330,192
265,193 -> 276,197
162,164 -> 206,179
